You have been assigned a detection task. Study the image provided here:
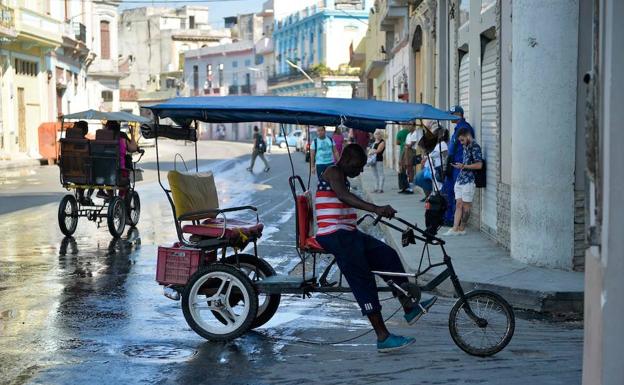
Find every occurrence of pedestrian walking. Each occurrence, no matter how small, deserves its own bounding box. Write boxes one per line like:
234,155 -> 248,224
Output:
441,105 -> 474,226
333,125 -> 345,157
247,126 -> 270,173
265,126 -> 274,153
444,127 -> 482,236
311,126 -> 340,181
369,130 -> 386,193
395,125 -> 410,193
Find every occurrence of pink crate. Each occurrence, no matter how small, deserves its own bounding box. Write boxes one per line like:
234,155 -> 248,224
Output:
156,245 -> 206,285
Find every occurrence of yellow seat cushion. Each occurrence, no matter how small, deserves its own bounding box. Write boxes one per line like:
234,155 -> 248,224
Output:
167,170 -> 219,219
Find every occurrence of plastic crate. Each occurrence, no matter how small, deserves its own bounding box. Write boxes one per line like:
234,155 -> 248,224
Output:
156,245 -> 215,285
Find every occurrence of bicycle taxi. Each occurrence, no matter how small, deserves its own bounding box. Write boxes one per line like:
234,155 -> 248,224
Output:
145,96 -> 515,356
57,110 -> 147,238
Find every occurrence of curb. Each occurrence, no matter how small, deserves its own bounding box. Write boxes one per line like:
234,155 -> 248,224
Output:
359,176 -> 584,317
0,159 -> 43,172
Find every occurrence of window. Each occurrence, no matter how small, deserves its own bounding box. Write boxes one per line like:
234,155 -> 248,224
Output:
101,90 -> 113,102
218,63 -> 224,87
244,59 -> 251,67
189,15 -> 195,29
232,73 -> 238,86
14,58 -> 38,76
166,78 -> 176,89
206,64 -> 213,88
193,65 -> 199,92
73,73 -> 78,95
100,20 -> 110,59
459,0 -> 469,28
232,61 -> 238,68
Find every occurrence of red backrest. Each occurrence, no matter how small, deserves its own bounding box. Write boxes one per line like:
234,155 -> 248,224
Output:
295,191 -> 314,248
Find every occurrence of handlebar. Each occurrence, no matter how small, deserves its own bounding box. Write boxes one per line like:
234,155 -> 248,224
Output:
357,213 -> 445,246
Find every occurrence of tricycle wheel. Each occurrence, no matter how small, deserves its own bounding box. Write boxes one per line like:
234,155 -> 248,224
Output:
125,190 -> 141,227
58,194 -> 78,236
182,264 -> 258,341
223,254 -> 281,329
107,196 -> 126,238
448,290 -> 515,357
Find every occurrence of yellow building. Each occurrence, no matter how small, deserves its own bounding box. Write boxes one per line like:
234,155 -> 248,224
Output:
0,1 -> 61,159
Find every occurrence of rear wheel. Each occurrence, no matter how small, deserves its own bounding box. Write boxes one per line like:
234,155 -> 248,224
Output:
58,194 -> 78,236
448,290 -> 515,357
107,196 -> 126,238
223,254 -> 281,329
182,264 -> 258,341
279,142 -> 287,148
125,190 -> 141,227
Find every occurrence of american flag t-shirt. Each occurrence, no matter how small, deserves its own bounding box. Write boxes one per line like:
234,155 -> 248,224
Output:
315,179 -> 357,235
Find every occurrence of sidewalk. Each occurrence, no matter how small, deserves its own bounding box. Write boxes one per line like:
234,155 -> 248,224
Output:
0,157 -> 42,172
359,165 -> 584,316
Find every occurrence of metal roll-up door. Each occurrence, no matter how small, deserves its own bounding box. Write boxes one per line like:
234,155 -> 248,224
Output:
480,40 -> 498,233
458,53 -> 470,120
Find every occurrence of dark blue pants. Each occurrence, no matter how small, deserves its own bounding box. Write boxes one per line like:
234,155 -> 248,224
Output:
442,168 -> 460,224
316,163 -> 332,181
316,229 -> 408,315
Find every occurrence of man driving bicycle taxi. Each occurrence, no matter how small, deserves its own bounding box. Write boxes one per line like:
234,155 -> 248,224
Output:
315,143 -> 438,352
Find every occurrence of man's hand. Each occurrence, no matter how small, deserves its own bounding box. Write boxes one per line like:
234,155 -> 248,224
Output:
375,205 -> 397,219
451,162 -> 464,170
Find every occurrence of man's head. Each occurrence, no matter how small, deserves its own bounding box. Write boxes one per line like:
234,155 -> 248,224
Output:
337,143 -> 366,178
74,120 -> 88,137
457,127 -> 473,146
105,120 -> 121,133
253,125 -> 259,132
407,124 -> 416,132
317,126 -> 326,139
449,105 -> 464,123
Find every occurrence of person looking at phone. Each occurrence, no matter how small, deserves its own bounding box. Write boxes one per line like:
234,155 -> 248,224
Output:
316,143 -> 437,352
445,127 -> 482,236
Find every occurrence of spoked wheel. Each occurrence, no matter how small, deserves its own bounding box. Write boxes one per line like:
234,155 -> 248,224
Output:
449,290 -> 515,357
107,196 -> 126,238
223,254 -> 281,329
125,190 -> 141,227
58,194 -> 78,236
181,264 -> 258,341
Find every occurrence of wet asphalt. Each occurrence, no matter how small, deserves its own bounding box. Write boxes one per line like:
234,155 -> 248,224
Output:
0,141 -> 582,385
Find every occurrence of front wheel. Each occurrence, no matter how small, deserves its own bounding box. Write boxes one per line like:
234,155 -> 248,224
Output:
107,196 -> 126,238
182,264 -> 258,341
448,290 -> 515,357
279,142 -> 287,149
58,194 -> 78,236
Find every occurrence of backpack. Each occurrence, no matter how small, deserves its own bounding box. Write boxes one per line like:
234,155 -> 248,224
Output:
467,146 -> 486,188
256,135 -> 266,153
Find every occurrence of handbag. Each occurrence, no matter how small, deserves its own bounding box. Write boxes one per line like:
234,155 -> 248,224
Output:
366,153 -> 377,166
423,166 -> 432,180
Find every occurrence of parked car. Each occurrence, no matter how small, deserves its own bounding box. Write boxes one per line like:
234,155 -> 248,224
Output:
275,129 -> 302,149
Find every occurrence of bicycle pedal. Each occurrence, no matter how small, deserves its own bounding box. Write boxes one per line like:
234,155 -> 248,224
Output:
418,304 -> 428,314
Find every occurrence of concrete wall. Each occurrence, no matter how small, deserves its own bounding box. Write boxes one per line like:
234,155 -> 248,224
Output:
510,0 -> 578,269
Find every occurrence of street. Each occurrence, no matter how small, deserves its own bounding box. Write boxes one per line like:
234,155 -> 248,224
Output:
0,141 -> 582,385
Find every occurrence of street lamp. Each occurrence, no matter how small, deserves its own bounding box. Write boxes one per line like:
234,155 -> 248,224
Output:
285,59 -> 314,84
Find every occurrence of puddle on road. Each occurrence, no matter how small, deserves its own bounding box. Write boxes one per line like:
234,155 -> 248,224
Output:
121,344 -> 197,363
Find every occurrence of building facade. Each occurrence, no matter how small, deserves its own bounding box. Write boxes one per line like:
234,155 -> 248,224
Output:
269,0 -> 370,98
352,0 -> 589,271
0,0 -> 62,159
118,6 -> 230,113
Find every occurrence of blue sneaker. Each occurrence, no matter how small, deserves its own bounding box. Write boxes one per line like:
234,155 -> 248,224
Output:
377,334 -> 416,353
404,296 -> 438,325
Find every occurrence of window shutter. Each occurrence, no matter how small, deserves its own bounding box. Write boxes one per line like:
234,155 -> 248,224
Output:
100,21 -> 110,59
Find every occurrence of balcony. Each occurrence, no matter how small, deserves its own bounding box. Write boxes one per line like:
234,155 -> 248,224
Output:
377,0 -> 408,32
228,85 -> 239,95
0,4 -> 17,39
240,84 -> 252,94
14,6 -> 62,48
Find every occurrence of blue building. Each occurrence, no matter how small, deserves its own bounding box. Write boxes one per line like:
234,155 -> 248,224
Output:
269,0 -> 371,97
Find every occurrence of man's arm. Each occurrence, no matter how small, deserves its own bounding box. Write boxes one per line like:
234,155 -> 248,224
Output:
310,149 -> 316,169
324,167 -> 396,217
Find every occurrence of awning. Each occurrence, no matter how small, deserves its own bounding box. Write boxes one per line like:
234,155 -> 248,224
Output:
62,109 -> 151,123
145,96 -> 457,132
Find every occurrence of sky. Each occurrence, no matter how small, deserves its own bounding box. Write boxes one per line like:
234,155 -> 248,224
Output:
119,0 -> 266,27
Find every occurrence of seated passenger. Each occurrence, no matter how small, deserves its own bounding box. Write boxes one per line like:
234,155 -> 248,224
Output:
315,143 -> 438,352
72,120 -> 94,206
96,120 -> 138,200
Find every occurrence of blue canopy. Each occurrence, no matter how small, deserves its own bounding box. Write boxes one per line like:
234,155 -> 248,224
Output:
62,109 -> 150,123
145,96 -> 457,132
